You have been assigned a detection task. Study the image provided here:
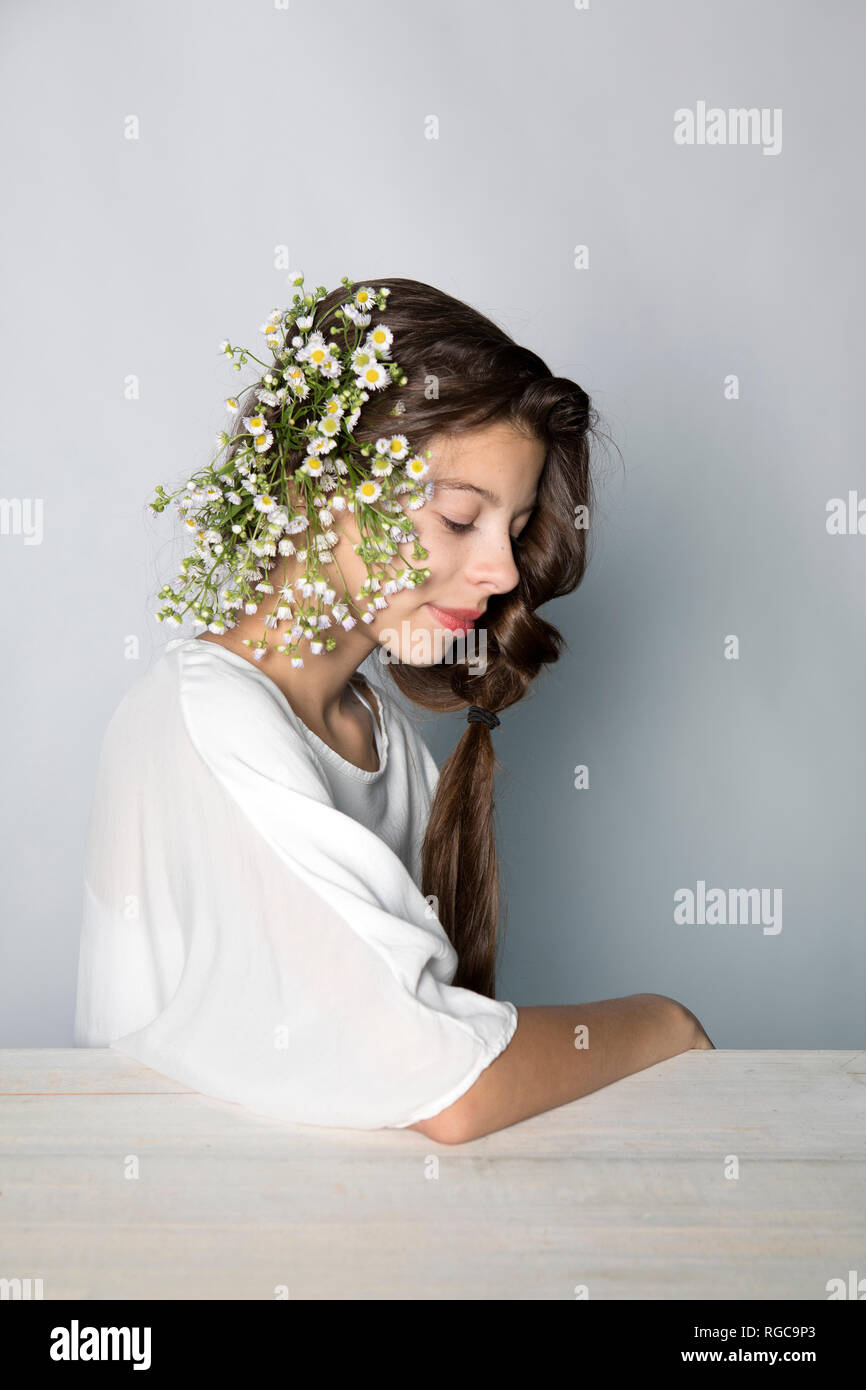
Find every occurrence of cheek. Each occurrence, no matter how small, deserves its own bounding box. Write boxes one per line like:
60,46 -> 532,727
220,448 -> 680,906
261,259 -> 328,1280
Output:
409,512 -> 461,566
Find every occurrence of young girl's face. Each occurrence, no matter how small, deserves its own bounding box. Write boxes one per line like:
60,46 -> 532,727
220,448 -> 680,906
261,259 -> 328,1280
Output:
362,418 -> 546,666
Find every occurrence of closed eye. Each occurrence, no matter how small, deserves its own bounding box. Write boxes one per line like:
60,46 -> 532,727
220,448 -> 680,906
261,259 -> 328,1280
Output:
441,516 -> 476,534
441,515 -> 525,542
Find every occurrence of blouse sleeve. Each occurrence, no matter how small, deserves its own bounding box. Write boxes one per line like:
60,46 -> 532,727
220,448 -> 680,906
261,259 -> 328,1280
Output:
106,647 -> 518,1132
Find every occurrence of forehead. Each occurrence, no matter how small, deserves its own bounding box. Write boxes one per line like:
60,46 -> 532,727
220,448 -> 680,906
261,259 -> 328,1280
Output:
427,423 -> 545,506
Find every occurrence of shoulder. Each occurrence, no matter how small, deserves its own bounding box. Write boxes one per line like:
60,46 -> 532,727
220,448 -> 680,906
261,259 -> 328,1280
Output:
173,639 -> 330,801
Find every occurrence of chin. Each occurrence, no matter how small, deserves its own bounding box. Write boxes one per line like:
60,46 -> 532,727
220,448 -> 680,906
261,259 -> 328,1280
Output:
373,614 -> 457,668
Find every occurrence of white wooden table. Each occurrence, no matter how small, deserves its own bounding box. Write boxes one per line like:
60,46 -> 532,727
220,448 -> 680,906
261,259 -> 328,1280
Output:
2,1048 -> 864,1300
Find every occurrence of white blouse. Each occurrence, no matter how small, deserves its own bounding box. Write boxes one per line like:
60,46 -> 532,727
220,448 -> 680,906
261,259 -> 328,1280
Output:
73,636 -> 518,1130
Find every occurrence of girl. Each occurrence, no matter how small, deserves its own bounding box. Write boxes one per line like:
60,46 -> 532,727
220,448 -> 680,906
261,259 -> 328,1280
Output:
73,276 -> 712,1145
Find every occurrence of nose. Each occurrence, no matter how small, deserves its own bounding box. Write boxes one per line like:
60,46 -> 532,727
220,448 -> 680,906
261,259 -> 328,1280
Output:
466,530 -> 521,597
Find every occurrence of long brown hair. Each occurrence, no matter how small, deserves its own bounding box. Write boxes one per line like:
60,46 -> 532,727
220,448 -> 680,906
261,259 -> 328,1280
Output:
231,277 -> 605,998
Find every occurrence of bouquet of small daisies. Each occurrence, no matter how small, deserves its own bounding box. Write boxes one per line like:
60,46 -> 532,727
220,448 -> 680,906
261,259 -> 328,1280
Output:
149,273 -> 433,666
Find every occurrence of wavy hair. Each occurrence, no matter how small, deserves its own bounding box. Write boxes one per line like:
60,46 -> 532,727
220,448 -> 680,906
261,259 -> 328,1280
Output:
228,277 -> 606,999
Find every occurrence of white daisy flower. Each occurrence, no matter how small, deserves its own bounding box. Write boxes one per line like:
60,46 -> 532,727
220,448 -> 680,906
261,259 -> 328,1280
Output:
225,397 -> 239,414
371,457 -> 393,478
256,388 -> 279,407
384,433 -> 410,460
297,332 -> 329,368
350,345 -> 377,374
353,286 -> 377,313
253,493 -> 278,513
367,324 -> 393,356
243,414 -> 268,436
404,455 -> 429,481
344,305 -> 371,327
296,315 -> 314,329
356,361 -> 389,390
318,414 -> 340,438
253,430 -> 273,453
355,479 -> 382,505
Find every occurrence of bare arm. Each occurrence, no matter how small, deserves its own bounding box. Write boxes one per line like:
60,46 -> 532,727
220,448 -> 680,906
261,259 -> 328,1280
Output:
408,992 -> 712,1145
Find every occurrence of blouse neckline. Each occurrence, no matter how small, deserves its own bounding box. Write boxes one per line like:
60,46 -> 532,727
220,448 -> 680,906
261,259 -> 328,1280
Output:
173,637 -> 390,782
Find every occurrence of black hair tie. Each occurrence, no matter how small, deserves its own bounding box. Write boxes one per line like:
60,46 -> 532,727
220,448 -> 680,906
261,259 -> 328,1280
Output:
466,705 -> 500,730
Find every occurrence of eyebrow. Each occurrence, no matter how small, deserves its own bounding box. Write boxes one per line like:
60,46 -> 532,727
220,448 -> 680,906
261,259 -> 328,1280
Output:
433,476 -> 538,515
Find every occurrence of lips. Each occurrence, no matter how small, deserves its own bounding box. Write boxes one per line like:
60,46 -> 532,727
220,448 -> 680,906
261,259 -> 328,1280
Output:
427,603 -> 483,633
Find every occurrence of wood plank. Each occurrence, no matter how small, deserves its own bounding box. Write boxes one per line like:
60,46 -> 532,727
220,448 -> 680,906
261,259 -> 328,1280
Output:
1,1049 -> 864,1299
0,1048 -> 194,1095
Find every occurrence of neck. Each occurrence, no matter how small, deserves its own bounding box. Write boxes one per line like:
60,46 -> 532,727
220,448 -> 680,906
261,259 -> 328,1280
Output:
195,558 -> 381,729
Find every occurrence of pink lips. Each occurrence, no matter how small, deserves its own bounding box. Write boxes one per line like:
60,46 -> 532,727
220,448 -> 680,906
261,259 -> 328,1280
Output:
427,604 -> 483,634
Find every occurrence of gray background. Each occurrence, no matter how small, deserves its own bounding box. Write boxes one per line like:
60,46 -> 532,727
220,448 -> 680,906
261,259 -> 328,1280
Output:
2,0 -> 863,1045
